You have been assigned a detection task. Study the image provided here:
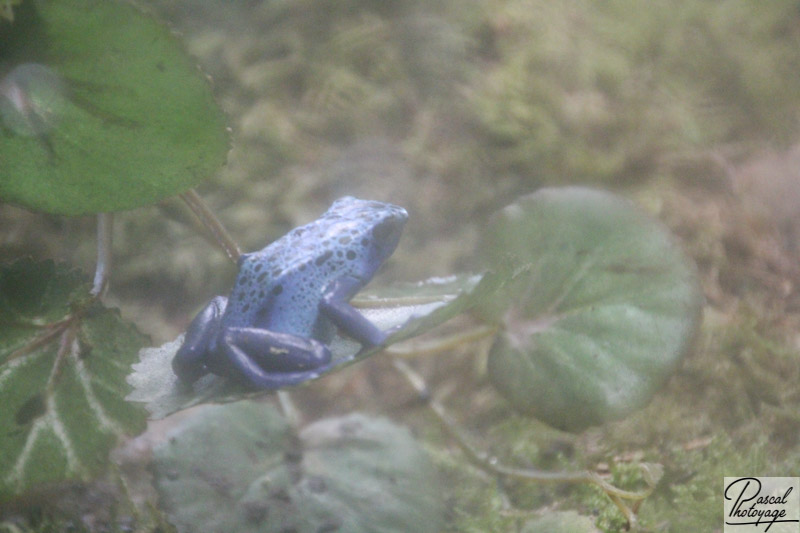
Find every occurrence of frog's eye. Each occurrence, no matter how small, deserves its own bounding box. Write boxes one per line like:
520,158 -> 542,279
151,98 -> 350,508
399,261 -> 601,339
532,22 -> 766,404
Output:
373,212 -> 406,241
372,219 -> 396,242
370,216 -> 405,262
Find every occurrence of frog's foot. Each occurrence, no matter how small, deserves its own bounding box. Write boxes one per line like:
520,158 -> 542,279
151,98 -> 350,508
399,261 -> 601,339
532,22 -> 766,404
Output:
213,326 -> 333,389
173,296 -> 227,384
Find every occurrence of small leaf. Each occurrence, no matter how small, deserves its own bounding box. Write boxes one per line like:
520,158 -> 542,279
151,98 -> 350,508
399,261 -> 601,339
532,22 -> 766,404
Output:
0,259 -> 148,499
0,0 -> 229,215
479,188 -> 702,431
152,402 -> 445,533
128,273 -> 500,418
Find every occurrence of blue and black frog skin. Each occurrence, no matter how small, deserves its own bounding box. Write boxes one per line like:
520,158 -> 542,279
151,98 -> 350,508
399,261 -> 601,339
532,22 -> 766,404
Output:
172,196 -> 408,389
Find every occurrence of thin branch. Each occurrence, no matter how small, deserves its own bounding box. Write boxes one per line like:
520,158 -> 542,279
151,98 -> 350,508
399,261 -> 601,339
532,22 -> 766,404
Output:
386,324 -> 499,358
391,358 -> 653,529
276,390 -> 303,429
90,213 -> 113,298
180,188 -> 242,263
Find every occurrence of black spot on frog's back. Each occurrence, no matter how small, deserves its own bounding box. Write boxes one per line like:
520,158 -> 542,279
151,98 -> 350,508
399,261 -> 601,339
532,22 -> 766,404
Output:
315,250 -> 333,266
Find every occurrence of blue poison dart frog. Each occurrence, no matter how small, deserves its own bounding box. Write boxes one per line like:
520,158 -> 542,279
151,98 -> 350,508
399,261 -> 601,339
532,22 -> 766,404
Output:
172,197 -> 408,389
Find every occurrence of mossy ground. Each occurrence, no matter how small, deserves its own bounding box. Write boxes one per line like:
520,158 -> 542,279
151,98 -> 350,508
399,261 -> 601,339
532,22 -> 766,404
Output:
2,0 -> 800,531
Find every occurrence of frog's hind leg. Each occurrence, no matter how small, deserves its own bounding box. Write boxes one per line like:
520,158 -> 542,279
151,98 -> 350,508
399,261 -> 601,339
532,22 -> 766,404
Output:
215,327 -> 332,389
172,296 -> 227,384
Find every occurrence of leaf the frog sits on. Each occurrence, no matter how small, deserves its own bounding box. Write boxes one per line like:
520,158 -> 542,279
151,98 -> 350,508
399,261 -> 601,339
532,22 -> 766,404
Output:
172,196 -> 408,389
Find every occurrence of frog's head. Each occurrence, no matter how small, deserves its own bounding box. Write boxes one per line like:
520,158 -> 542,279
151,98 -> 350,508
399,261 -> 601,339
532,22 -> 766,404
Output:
330,196 -> 408,276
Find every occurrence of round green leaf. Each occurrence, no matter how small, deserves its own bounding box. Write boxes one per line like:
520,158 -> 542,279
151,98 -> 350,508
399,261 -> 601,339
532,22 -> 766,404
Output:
0,259 -> 148,499
0,0 -> 229,215
478,188 -> 702,432
152,402 -> 445,533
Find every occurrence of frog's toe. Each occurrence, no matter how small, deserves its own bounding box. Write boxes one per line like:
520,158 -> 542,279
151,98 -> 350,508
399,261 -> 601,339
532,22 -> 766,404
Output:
172,345 -> 209,384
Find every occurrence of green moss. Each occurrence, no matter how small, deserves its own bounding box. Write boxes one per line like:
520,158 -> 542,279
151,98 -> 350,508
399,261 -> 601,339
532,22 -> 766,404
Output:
640,435 -> 790,532
471,0 -> 800,186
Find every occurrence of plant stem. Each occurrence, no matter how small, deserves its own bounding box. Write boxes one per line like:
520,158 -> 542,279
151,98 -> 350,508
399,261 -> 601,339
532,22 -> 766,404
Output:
180,188 -> 242,263
386,324 -> 498,358
90,213 -> 112,298
277,390 -> 303,428
391,357 -> 653,529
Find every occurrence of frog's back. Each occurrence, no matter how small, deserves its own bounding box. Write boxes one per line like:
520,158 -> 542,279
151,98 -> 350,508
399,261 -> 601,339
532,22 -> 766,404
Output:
222,197 -> 407,339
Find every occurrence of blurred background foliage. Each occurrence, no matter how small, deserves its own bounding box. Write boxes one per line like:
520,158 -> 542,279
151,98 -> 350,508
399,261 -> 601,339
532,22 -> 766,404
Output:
2,1 -> 800,530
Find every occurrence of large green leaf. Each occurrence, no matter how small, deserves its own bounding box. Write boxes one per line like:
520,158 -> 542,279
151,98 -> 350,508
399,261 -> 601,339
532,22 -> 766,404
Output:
128,273 -> 500,419
152,402 -> 445,533
0,259 -> 148,499
0,0 -> 228,215
478,188 -> 702,432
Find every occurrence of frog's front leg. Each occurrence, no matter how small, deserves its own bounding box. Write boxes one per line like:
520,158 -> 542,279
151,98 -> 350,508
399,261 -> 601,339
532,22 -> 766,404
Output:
211,327 -> 333,389
173,296 -> 227,384
320,275 -> 391,347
